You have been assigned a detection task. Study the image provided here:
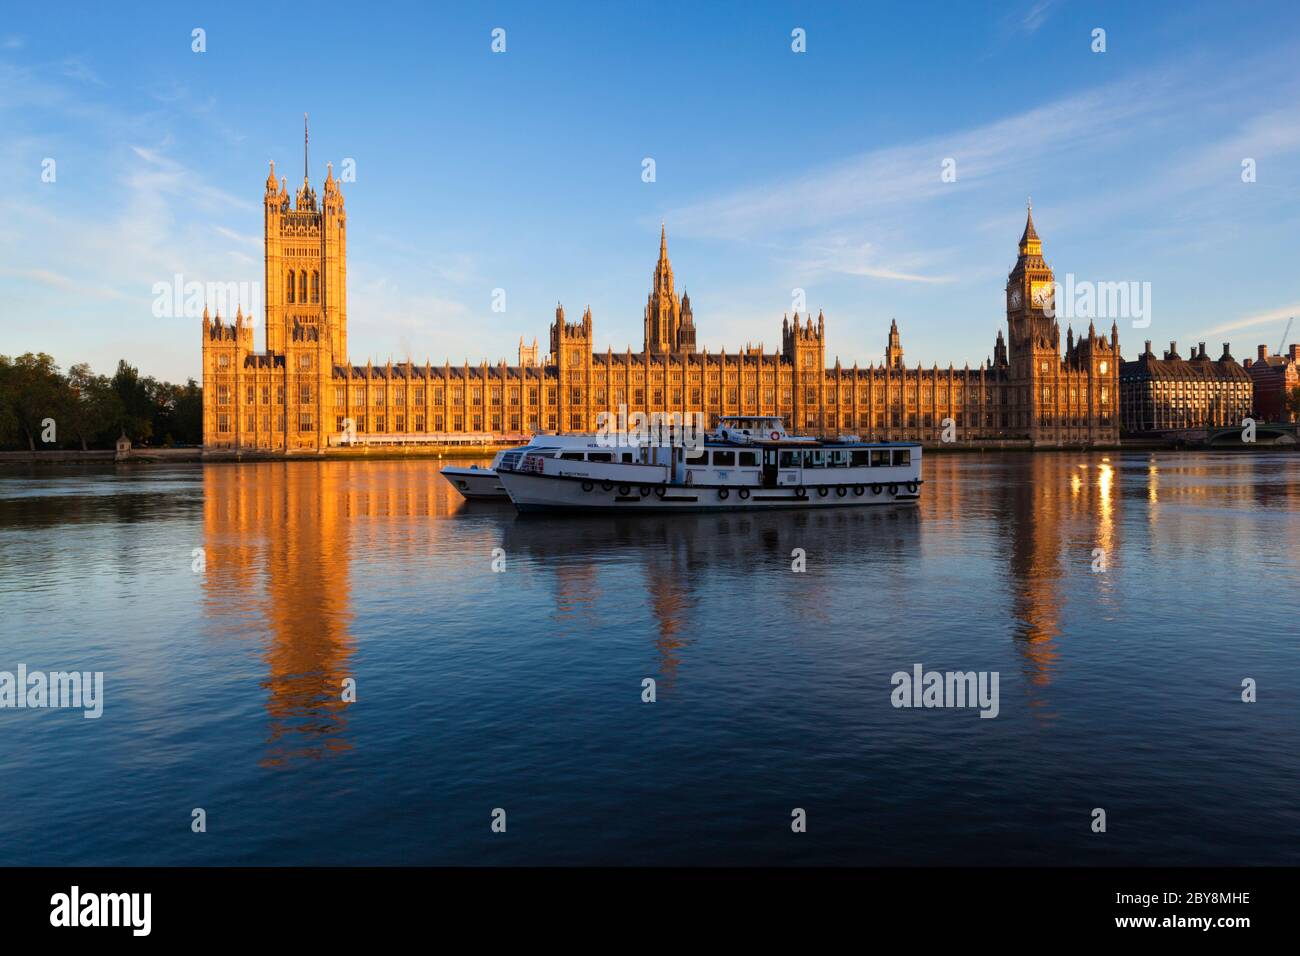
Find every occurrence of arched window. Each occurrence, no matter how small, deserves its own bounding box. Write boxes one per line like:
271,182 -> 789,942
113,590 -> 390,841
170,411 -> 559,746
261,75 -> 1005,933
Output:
311,271 -> 320,303
287,270 -> 295,303
299,271 -> 307,303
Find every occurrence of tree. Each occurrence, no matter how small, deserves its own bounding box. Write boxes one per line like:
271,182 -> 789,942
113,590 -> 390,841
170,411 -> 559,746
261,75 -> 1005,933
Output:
66,363 -> 123,450
0,354 -> 200,450
1,353 -> 65,451
1285,384 -> 1300,423
111,360 -> 154,444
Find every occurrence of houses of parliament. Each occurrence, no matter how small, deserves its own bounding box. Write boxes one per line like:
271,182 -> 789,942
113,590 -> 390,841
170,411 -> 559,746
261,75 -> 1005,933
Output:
202,151 -> 1121,450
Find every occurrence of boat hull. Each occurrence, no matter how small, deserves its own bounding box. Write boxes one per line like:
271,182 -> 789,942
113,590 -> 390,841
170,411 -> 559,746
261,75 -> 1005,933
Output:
440,466 -> 508,500
500,471 -> 920,513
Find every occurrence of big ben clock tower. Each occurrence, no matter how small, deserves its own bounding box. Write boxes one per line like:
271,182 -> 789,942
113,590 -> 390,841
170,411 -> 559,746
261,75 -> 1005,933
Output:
1006,201 -> 1060,439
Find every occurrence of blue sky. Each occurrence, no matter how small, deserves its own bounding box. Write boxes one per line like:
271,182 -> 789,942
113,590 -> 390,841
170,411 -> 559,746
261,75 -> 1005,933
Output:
2,0 -> 1299,381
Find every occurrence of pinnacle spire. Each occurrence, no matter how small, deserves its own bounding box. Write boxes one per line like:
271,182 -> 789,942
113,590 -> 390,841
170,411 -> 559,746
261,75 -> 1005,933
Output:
659,220 -> 668,261
1020,198 -> 1038,245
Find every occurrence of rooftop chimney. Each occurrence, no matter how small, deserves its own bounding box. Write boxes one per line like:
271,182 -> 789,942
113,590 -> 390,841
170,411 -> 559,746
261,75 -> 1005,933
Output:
1258,344 -> 1269,362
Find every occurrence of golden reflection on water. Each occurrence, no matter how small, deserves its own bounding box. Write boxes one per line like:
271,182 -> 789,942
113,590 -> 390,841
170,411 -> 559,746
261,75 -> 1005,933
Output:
193,451 -> 1298,757
200,460 -> 471,767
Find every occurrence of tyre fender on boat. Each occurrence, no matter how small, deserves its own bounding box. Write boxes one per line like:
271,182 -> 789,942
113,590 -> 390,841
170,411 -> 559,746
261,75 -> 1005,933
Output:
654,485 -> 667,499
836,485 -> 847,497
853,485 -> 865,496
639,485 -> 652,497
795,486 -> 808,499
618,485 -> 631,496
817,486 -> 829,498
888,484 -> 899,496
906,480 -> 919,494
738,488 -> 751,500
717,487 -> 730,500
581,480 -> 594,492
871,484 -> 882,495
601,481 -> 614,492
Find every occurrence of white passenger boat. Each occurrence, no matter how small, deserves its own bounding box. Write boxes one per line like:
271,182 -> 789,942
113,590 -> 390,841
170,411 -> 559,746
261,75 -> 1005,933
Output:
439,434 -> 620,500
440,451 -> 511,499
496,416 -> 922,513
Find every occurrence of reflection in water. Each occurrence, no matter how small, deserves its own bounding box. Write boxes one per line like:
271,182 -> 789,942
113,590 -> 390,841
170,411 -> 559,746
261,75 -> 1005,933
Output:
203,463 -> 357,766
3,451 -> 1299,865
503,507 -> 923,692
1001,454 -> 1118,694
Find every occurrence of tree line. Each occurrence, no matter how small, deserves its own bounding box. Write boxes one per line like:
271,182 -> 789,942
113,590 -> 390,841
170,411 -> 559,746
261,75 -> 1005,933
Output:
0,353 -> 202,450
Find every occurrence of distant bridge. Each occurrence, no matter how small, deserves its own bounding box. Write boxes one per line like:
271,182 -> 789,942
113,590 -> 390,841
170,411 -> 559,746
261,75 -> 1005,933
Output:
1157,423 -> 1300,447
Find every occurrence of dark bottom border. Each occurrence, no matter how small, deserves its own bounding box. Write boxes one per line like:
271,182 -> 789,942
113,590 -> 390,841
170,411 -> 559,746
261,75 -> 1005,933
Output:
0,866 -> 1286,941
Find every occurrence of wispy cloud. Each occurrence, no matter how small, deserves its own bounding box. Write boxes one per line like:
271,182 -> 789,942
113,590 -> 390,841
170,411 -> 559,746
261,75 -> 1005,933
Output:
1195,303 -> 1300,339
1020,0 -> 1059,35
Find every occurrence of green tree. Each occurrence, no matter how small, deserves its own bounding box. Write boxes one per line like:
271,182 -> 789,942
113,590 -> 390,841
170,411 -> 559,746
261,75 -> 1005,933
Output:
66,363 -> 124,450
0,353 -> 66,450
111,360 -> 154,444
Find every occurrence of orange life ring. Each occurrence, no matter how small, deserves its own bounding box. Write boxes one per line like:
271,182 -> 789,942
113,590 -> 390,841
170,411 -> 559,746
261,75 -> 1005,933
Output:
770,431 -> 781,441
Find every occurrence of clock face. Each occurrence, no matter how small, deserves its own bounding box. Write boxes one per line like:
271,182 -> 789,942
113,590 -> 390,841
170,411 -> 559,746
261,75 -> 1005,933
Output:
1031,281 -> 1053,308
1009,288 -> 1022,309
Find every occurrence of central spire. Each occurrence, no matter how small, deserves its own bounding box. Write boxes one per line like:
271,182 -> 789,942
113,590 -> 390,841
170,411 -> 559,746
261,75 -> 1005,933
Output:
1020,199 -> 1039,246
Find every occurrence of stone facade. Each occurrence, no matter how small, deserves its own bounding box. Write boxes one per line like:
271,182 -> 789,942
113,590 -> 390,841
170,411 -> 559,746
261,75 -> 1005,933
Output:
202,156 -> 1121,450
1119,341 -> 1253,433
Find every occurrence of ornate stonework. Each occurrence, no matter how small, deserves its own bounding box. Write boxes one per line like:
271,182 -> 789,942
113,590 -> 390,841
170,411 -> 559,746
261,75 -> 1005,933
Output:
202,152 -> 1121,450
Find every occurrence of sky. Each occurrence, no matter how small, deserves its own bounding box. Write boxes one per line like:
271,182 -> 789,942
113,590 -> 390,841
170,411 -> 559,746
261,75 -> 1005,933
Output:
1,0 -> 1299,382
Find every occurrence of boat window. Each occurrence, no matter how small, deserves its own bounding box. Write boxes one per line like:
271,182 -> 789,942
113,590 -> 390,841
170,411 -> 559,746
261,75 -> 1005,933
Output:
560,452 -> 585,461
621,452 -> 634,463
871,449 -> 890,467
893,449 -> 911,467
779,450 -> 800,468
803,450 -> 826,468
851,450 -> 871,466
713,450 -> 736,467
587,452 -> 613,462
686,447 -> 707,463
831,450 -> 850,467
738,451 -> 757,467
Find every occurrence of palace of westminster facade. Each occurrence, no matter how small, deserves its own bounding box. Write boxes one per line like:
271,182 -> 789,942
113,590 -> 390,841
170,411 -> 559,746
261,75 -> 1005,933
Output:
202,160 -> 1124,451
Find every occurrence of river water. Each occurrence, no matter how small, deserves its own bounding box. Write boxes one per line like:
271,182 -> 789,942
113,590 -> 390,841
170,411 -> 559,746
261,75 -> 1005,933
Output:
0,451 -> 1296,865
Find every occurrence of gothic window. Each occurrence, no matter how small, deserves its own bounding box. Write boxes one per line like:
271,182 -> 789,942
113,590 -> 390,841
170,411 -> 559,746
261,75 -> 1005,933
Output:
311,271 -> 320,303
287,270 -> 295,303
299,271 -> 307,302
